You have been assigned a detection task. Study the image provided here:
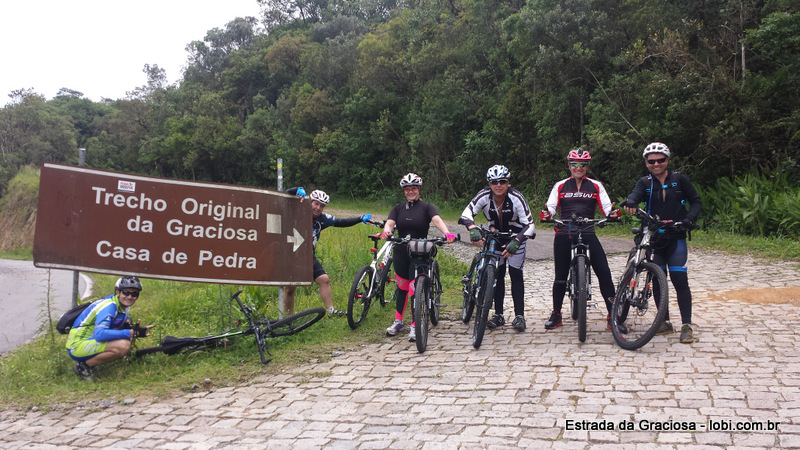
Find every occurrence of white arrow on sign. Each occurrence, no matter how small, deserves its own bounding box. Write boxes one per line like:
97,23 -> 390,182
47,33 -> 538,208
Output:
286,228 -> 304,252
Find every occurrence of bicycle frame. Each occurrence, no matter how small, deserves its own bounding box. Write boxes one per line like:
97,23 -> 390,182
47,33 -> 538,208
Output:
467,226 -> 517,349
364,236 -> 395,300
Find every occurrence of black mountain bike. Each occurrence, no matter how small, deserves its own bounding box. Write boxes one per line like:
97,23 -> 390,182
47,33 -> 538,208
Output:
347,220 -> 395,329
543,216 -> 616,343
462,226 -> 532,349
135,290 -> 325,364
610,208 -> 690,350
387,235 -> 451,353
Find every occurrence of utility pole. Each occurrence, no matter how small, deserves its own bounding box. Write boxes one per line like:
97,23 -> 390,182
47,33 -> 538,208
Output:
277,158 -> 284,319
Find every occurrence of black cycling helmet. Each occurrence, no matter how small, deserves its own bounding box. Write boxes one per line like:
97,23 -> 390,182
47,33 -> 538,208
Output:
115,276 -> 143,292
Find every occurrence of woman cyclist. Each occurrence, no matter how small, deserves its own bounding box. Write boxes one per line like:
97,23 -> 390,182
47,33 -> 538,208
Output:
541,149 -> 624,333
459,165 -> 536,332
381,173 -> 456,342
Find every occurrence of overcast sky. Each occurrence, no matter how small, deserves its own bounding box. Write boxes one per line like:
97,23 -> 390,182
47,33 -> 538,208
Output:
0,0 -> 262,105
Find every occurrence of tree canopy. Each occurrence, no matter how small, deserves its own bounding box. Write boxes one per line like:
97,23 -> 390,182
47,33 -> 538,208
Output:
2,0 -> 798,208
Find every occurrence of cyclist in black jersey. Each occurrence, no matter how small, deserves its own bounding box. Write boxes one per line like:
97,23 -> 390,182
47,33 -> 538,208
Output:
285,187 -> 372,316
540,149 -> 623,332
459,165 -> 536,331
622,142 -> 702,343
381,173 -> 456,341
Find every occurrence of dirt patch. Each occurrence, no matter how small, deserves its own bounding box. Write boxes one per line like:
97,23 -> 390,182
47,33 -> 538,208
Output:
707,287 -> 800,305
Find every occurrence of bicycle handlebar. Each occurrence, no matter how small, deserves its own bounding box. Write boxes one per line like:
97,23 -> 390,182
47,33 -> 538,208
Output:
542,216 -> 619,229
632,208 -> 698,232
385,234 -> 460,245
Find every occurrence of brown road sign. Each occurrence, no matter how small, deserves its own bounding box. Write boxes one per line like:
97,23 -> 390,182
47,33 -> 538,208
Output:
33,163 -> 312,286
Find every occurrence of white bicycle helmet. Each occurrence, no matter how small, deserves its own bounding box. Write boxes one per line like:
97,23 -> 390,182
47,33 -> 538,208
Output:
486,165 -> 510,182
400,173 -> 423,187
308,190 -> 330,205
642,142 -> 670,158
115,276 -> 143,291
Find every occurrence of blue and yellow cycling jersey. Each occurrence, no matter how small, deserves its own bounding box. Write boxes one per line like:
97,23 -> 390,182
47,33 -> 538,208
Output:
65,294 -> 131,348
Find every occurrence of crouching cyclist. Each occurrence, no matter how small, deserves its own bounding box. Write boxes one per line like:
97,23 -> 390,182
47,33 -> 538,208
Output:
459,165 -> 536,332
66,276 -> 153,380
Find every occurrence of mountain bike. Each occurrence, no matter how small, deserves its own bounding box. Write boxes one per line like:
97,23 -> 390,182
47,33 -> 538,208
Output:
135,290 -> 325,364
462,226 -> 532,349
347,220 -> 395,329
387,235 -> 453,353
610,208 -> 690,350
543,215 -> 617,342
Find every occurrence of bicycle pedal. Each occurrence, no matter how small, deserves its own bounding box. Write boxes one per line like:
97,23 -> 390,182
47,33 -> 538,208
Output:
588,302 -> 599,310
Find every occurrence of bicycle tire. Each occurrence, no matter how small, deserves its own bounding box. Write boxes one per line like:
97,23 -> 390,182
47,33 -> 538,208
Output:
569,271 -> 578,320
262,307 -> 326,337
376,256 -> 394,306
473,264 -> 496,349
462,254 -> 480,324
347,265 -> 374,329
413,275 -> 430,353
430,260 -> 441,326
576,256 -> 589,343
611,262 -> 668,350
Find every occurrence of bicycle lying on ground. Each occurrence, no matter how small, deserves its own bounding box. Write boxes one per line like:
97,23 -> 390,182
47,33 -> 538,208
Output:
135,290 -> 325,364
609,208 -> 692,350
543,215 -> 617,343
347,220 -> 396,329
387,234 -> 454,353
462,226 -> 532,349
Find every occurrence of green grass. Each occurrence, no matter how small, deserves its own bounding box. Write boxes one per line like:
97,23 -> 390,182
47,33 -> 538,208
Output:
0,224 -> 466,410
0,246 -> 32,260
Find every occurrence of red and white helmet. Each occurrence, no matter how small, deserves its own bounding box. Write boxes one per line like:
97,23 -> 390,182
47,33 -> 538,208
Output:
567,148 -> 591,161
309,190 -> 330,205
400,173 -> 423,187
642,142 -> 670,158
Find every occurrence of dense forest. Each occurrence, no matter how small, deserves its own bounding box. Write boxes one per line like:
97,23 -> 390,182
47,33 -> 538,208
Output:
1,0 -> 798,237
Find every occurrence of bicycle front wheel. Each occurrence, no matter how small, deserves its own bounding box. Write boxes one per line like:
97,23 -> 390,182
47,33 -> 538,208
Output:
462,253 -> 480,324
430,260 -> 441,326
413,275 -> 430,353
376,257 -> 394,306
576,256 -> 589,343
347,265 -> 374,329
611,262 -> 668,350
473,264 -> 496,349
262,307 -> 326,337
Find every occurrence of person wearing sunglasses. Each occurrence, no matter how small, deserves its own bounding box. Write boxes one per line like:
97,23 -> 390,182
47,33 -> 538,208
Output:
541,149 -> 623,332
66,276 -> 154,380
621,142 -> 702,343
284,187 -> 372,317
459,165 -> 536,332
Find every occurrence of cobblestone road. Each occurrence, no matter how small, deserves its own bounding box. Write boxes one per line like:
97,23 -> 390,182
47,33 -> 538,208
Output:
2,243 -> 799,449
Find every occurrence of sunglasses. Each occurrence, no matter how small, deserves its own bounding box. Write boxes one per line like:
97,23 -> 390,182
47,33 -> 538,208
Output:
121,290 -> 140,298
569,162 -> 588,168
490,180 -> 508,185
646,157 -> 667,165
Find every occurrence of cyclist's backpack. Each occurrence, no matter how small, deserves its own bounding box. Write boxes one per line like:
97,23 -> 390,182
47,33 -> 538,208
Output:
56,302 -> 91,334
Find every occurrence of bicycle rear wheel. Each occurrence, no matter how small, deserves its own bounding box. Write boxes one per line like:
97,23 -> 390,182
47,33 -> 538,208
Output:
611,262 -> 668,350
462,254 -> 480,324
472,264 -> 496,349
413,275 -> 430,353
347,265 -> 374,329
576,256 -> 589,343
376,256 -> 394,306
262,307 -> 326,337
430,260 -> 441,326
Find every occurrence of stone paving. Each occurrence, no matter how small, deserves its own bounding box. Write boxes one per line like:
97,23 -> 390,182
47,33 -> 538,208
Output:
2,245 -> 800,449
